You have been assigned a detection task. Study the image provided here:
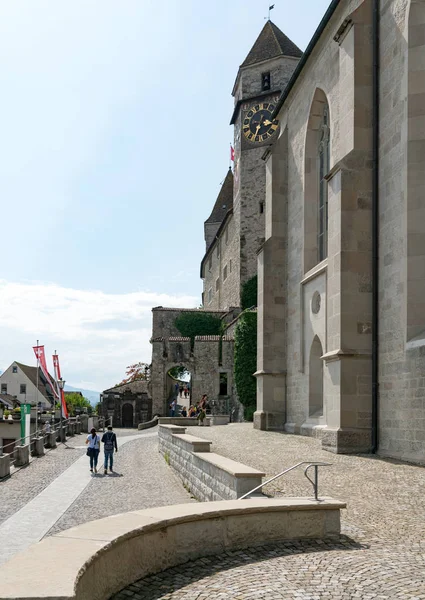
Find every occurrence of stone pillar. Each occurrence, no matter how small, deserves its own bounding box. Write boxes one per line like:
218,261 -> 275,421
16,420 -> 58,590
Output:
46,432 -> 57,448
33,437 -> 45,457
14,444 -> 30,467
69,423 -> 75,436
151,339 -> 167,416
254,131 -> 288,431
80,415 -> 88,433
0,454 -> 10,479
76,422 -> 81,434
321,165 -> 372,453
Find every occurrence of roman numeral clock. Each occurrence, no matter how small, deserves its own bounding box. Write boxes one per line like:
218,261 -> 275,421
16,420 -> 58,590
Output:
241,96 -> 280,148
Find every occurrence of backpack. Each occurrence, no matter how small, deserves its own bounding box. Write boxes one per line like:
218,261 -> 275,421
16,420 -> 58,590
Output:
103,431 -> 116,452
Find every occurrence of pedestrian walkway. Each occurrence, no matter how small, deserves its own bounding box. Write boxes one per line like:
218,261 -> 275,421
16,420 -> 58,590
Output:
0,428 -> 192,566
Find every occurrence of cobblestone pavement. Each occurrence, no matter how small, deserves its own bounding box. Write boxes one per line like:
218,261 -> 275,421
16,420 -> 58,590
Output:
0,429 -> 175,565
48,432 -> 194,535
113,424 -> 425,599
0,433 -> 85,525
0,427 -> 143,526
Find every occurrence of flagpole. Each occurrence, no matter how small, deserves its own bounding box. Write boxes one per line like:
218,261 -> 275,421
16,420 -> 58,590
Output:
35,339 -> 39,436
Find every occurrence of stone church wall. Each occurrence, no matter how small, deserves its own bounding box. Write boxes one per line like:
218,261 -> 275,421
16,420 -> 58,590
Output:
203,243 -> 222,310
219,216 -> 240,309
377,0 -> 425,464
279,0 -> 358,431
236,54 -> 301,101
256,0 -> 375,451
202,215 -> 240,311
255,0 -> 425,462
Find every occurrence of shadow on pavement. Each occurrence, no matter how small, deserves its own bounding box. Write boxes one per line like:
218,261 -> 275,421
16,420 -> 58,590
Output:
111,536 -> 367,600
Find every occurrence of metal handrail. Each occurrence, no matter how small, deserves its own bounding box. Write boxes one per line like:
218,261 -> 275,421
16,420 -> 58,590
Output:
239,461 -> 332,501
0,417 -> 74,455
0,414 -> 111,455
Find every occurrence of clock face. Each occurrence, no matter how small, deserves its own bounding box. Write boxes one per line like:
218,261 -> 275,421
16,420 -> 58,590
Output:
242,102 -> 279,143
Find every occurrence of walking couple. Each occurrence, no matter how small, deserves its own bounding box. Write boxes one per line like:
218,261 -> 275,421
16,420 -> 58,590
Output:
86,426 -> 118,475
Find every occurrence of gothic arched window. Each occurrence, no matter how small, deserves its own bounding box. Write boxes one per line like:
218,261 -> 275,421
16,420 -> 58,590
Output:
317,106 -> 330,262
304,89 -> 331,273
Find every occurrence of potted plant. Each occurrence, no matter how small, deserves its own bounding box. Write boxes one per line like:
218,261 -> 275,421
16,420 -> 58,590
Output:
12,407 -> 21,421
4,409 -> 11,420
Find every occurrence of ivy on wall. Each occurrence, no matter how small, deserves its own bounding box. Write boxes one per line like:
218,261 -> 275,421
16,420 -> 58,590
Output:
241,275 -> 258,310
234,310 -> 257,421
175,312 -> 222,349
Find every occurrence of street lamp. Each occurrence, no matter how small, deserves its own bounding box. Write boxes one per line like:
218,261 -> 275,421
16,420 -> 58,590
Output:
58,378 -> 65,443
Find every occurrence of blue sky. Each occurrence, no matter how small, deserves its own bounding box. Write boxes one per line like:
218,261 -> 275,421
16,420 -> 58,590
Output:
0,0 -> 330,391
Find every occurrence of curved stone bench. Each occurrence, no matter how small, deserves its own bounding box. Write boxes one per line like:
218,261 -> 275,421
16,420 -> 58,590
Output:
0,497 -> 345,600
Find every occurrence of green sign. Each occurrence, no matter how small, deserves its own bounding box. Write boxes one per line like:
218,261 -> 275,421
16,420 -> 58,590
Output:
20,403 -> 31,442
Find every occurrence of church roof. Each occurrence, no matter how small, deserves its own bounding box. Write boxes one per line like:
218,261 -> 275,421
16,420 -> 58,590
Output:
241,21 -> 302,68
205,168 -> 234,224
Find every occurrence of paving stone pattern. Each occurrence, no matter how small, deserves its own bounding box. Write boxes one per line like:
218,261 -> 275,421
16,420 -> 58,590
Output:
0,427 -> 142,527
48,432 -> 194,535
114,424 -> 425,599
0,434 -> 86,526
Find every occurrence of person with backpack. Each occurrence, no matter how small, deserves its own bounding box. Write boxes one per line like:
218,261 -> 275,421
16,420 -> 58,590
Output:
101,425 -> 118,474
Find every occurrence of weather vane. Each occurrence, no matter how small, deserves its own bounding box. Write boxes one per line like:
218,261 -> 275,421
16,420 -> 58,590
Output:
266,4 -> 275,20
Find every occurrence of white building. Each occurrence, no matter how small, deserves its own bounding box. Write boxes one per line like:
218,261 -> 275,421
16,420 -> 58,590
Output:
0,361 -> 55,409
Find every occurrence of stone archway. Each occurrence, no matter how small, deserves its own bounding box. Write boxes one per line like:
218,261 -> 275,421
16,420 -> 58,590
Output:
122,403 -> 134,428
166,364 -> 192,414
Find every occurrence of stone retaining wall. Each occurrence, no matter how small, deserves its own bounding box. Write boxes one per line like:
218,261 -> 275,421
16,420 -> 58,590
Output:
0,498 -> 346,600
159,425 -> 264,501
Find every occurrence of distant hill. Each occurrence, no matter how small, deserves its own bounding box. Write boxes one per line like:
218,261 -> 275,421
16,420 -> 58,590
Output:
64,384 -> 100,406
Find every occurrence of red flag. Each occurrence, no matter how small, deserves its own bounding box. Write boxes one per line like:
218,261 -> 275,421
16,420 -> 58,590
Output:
52,354 -> 69,419
230,145 -> 235,162
33,345 -> 59,406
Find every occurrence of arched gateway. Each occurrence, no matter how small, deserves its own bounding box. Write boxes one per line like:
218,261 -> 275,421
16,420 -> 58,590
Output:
149,307 -> 244,420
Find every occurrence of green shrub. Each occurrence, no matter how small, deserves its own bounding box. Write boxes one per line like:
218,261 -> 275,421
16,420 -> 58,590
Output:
234,311 -> 257,421
241,275 -> 258,310
175,312 -> 222,349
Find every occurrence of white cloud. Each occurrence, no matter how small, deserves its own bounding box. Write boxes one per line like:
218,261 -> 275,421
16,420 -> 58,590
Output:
0,280 -> 197,392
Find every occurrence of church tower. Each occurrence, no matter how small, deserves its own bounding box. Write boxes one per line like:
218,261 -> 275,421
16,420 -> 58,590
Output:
200,21 -> 302,311
231,21 -> 302,294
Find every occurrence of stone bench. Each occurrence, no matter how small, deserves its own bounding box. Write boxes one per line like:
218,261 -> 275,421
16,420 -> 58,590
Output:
0,498 -> 346,600
159,425 -> 265,501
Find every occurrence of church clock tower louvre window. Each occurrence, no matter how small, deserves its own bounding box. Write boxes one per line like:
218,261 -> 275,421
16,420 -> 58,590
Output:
261,72 -> 271,91
318,105 -> 330,262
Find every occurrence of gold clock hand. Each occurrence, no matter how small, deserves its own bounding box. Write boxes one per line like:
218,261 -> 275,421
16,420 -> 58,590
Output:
263,119 -> 272,126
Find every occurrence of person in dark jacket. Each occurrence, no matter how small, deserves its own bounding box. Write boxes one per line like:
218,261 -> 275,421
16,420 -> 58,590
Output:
101,426 -> 118,474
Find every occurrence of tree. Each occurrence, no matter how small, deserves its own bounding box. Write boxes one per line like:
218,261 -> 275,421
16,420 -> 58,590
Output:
65,392 -> 92,416
234,311 -> 257,421
168,366 -> 190,380
241,275 -> 258,310
119,362 -> 151,385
